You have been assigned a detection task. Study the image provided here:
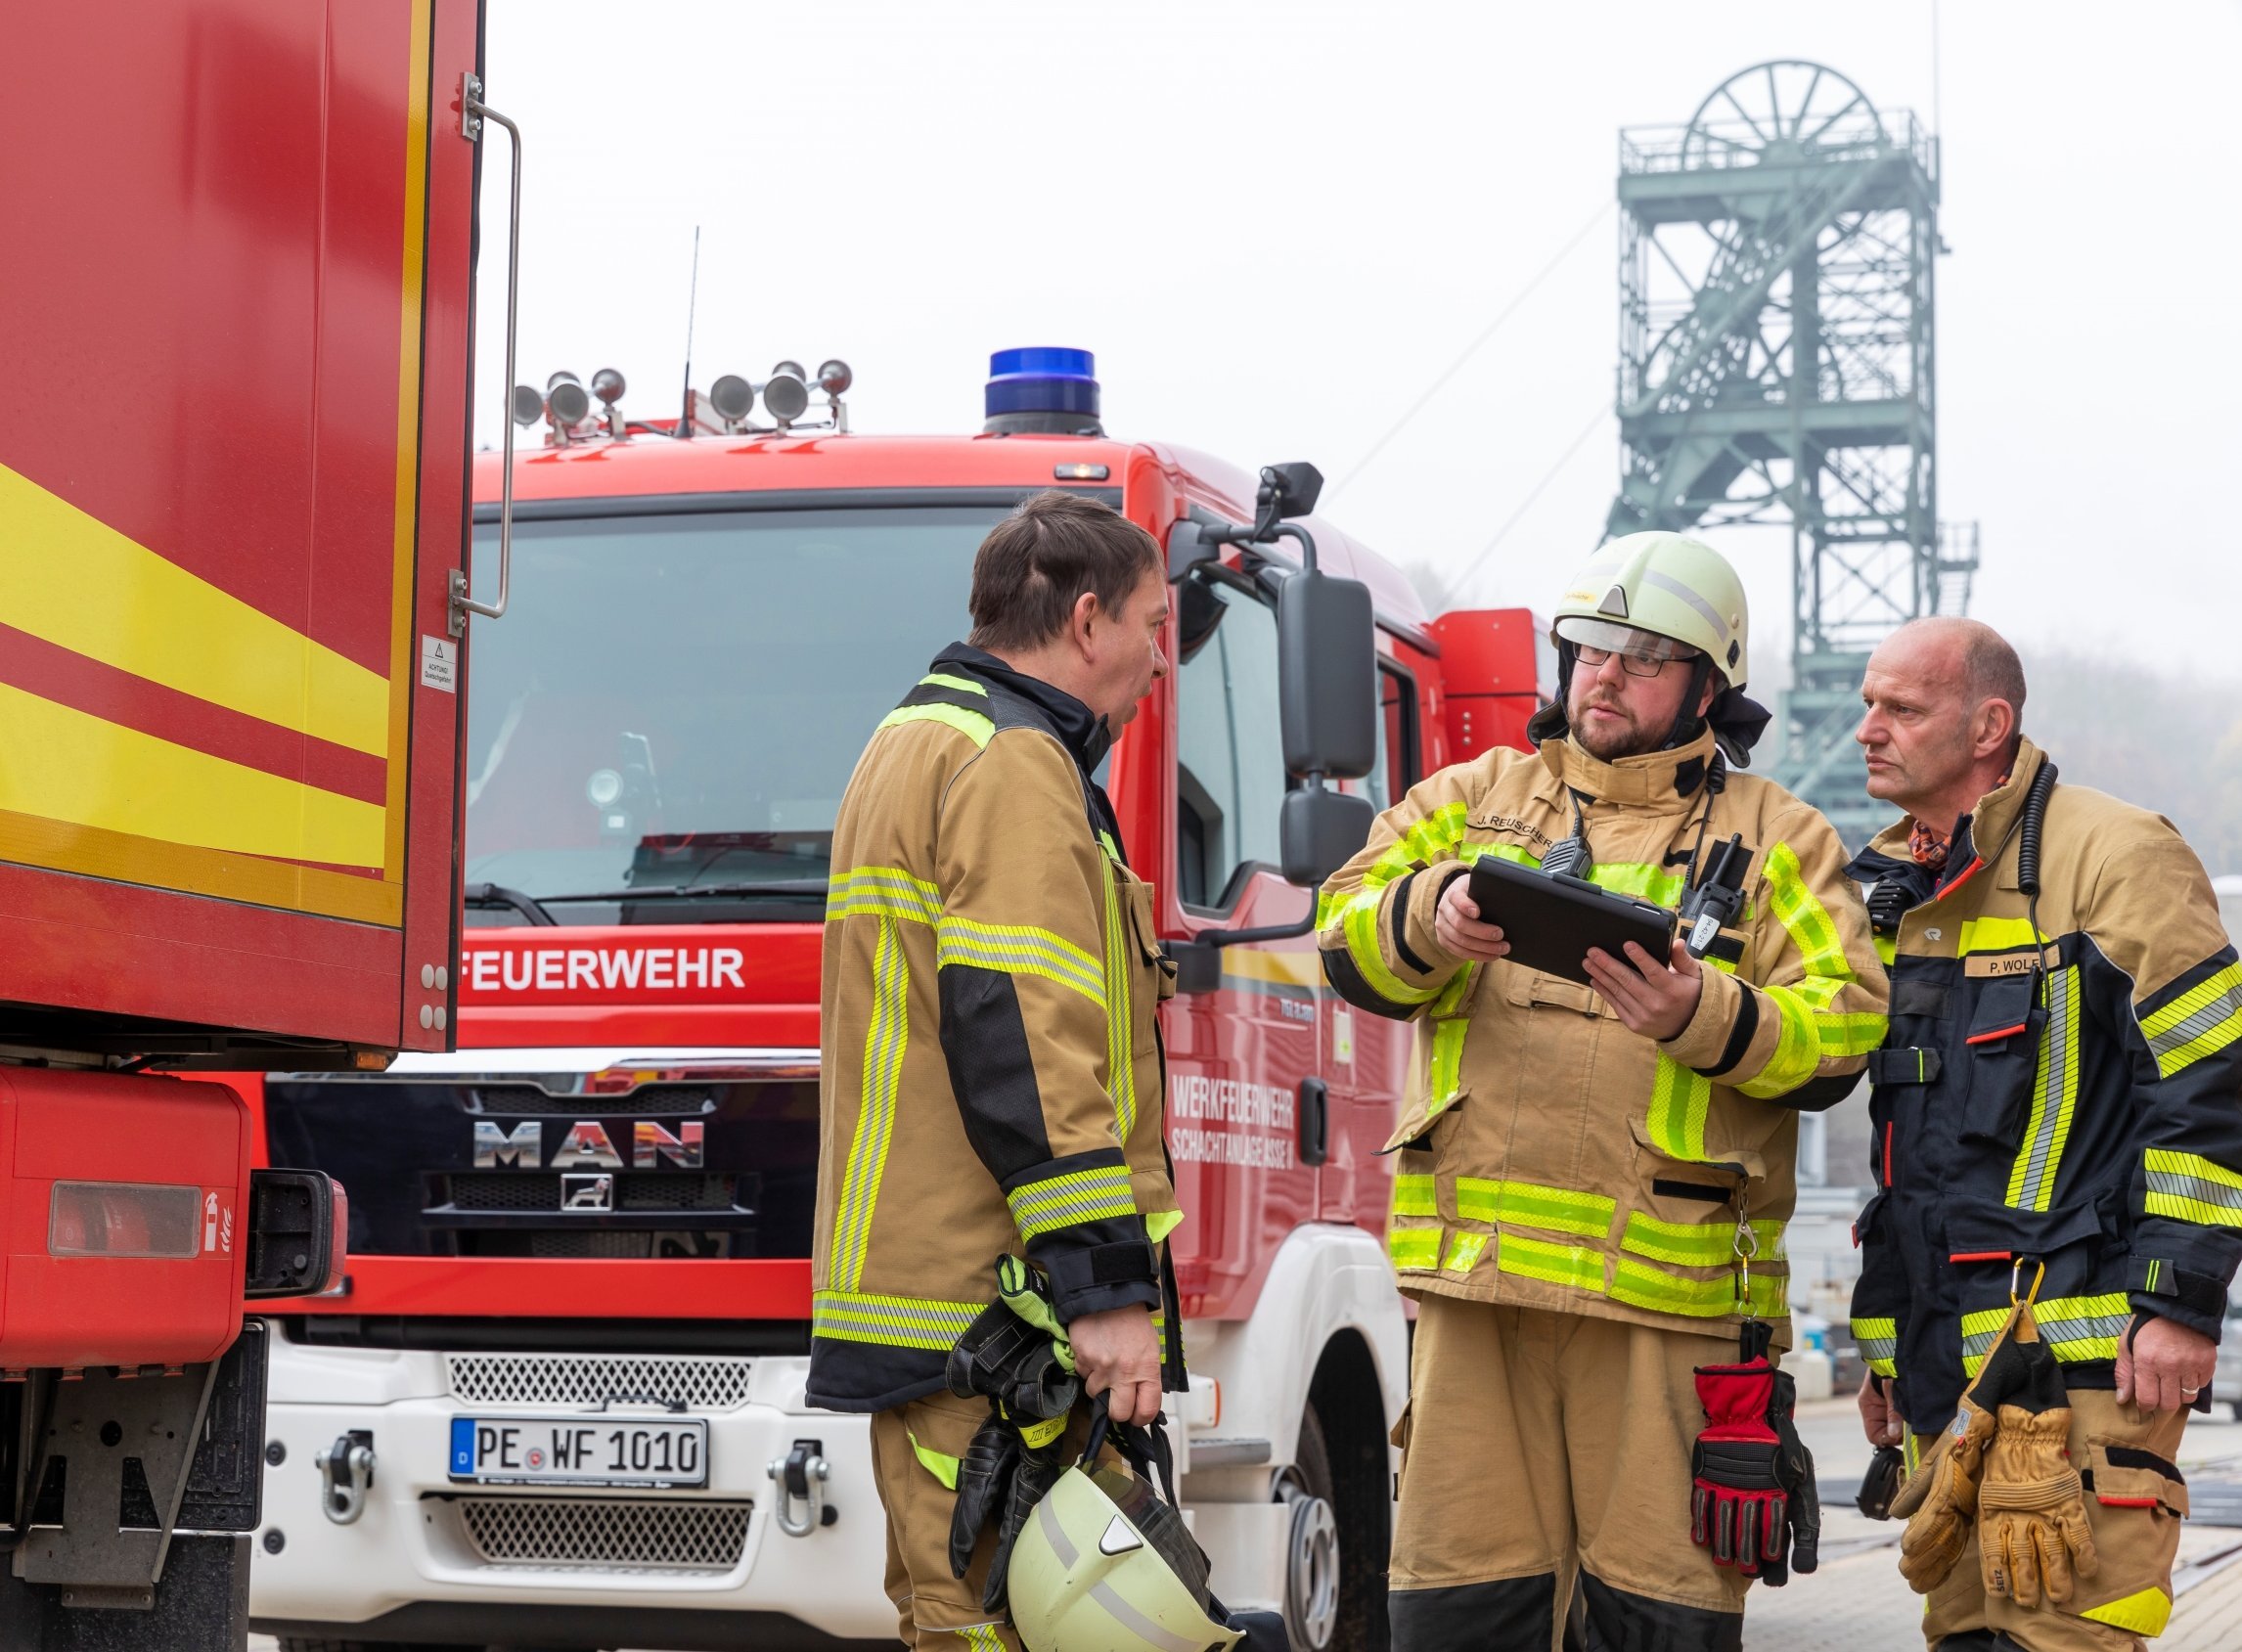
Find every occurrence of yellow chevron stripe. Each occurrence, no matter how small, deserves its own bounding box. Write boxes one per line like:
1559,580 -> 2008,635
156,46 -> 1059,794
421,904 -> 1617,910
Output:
0,464 -> 389,758
0,683 -> 383,869
382,0 -> 434,890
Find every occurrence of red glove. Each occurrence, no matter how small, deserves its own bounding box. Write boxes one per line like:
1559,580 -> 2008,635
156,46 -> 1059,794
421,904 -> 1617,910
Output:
1689,1356 -> 1821,1585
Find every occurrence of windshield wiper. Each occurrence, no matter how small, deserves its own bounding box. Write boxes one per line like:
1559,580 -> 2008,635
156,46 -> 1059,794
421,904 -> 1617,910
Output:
463,882 -> 560,926
539,878 -> 830,903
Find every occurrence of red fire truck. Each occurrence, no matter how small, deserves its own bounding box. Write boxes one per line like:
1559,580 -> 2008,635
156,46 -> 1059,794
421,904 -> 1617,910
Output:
1,1 -> 491,1644
244,351 -> 1549,1651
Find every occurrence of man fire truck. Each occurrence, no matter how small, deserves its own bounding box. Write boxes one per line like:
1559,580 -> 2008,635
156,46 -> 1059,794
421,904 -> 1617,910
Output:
245,349 -> 1551,1652
2,1 -> 491,1645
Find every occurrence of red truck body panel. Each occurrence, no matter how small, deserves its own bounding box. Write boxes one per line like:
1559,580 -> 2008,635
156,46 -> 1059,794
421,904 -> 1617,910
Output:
0,0 -> 479,1055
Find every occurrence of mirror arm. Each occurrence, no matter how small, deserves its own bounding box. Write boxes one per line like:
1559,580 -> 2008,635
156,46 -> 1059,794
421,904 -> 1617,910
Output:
1272,520 -> 1318,573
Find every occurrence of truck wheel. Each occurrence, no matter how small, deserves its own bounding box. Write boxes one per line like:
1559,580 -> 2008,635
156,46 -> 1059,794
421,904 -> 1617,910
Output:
1277,1408 -> 1343,1652
1303,1339 -> 1391,1652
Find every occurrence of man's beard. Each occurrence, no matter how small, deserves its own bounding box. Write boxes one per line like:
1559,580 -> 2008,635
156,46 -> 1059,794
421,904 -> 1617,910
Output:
1570,694 -> 1664,761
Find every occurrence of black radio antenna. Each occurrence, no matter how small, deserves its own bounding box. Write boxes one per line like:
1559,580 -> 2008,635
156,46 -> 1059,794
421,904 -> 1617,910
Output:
677,224 -> 702,439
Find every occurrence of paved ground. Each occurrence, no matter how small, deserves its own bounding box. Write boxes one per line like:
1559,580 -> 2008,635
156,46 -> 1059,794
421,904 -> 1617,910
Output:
249,1403 -> 2242,1652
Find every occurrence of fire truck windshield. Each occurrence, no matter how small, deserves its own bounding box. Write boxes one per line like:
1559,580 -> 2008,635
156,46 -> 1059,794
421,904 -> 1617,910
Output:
463,502 -> 1009,921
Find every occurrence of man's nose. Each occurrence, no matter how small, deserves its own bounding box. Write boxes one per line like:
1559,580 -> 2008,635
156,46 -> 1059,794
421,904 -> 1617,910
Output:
1594,653 -> 1631,689
1856,709 -> 1882,746
1151,643 -> 1169,679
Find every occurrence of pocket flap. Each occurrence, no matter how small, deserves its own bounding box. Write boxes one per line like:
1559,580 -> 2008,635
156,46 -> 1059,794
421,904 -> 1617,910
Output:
1965,975 -> 2040,1047
2085,1438 -> 2188,1516
1381,1090 -> 1463,1155
1500,963 -> 1615,1019
1852,1190 -> 1889,1247
1625,1109 -> 1768,1184
1942,1197 -> 2102,1260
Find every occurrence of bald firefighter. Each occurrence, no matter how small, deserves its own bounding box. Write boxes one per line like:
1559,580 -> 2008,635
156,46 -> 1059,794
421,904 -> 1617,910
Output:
1319,533 -> 1890,1650
812,491 -> 1182,1651
1848,618 -> 2242,1651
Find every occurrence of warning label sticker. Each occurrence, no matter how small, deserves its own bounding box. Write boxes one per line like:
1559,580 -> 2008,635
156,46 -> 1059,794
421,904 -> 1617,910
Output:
421,634 -> 458,692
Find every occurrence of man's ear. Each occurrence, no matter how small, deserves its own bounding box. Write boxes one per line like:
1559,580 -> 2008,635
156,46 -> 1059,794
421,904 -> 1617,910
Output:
1069,589 -> 1102,656
1974,696 -> 2017,758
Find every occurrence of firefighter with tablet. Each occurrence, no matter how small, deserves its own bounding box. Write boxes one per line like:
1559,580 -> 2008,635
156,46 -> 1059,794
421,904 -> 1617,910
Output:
1318,532 -> 1889,1651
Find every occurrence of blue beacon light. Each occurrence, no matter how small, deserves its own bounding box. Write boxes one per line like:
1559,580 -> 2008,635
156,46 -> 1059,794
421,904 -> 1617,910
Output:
983,346 -> 1103,436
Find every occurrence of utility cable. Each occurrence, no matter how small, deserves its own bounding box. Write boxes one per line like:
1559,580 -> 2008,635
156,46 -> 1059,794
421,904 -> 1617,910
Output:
1328,200 -> 1612,501
1432,398 -> 1611,609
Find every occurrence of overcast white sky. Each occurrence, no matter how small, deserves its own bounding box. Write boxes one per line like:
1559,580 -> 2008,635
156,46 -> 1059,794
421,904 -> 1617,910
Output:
471,0 -> 2242,677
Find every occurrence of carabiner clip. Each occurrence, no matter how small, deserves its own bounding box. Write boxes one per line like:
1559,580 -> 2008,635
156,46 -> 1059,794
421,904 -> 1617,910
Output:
2009,1256 -> 2045,1307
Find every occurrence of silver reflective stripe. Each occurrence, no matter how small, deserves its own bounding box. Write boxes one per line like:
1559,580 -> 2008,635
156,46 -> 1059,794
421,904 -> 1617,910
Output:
1036,1485 -> 1079,1569
1856,1333 -> 1898,1362
2146,1168 -> 2242,1215
1640,568 -> 1729,642
1089,1582 -> 1208,1652
2147,976 -> 2242,1063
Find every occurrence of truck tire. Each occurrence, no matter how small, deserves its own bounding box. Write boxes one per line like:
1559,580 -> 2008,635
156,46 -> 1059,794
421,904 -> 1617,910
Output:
1301,1339 -> 1391,1652
1278,1408 -> 1343,1652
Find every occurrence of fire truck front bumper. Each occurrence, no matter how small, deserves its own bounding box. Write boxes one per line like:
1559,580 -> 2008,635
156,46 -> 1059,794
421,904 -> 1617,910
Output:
247,1332 -> 895,1646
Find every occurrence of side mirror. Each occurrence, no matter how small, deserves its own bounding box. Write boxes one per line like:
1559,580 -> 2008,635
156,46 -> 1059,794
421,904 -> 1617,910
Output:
1280,786 -> 1374,888
1279,571 -> 1376,781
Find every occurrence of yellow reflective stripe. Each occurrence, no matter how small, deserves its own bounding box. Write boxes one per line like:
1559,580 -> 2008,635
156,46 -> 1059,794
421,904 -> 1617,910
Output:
1145,1208 -> 1186,1244
2035,1293 -> 2130,1362
1016,1413 -> 1067,1451
1007,1164 -> 1138,1239
1444,1231 -> 1490,1272
1496,1233 -> 1608,1293
1340,888 -> 1443,1007
1457,1178 -> 1616,1238
1960,1305 -> 2011,1378
2141,960 -> 2242,1078
829,865 -> 941,924
1622,1212 -> 1737,1267
0,462 -> 389,755
1388,1225 -> 1442,1270
2079,1585 -> 2174,1637
1100,860 -> 1138,1138
937,915 -> 1106,1006
1365,801 -> 1472,892
908,1430 -> 963,1489
1391,1174 -> 1438,1218
2006,967 -> 2082,1210
2143,1146 -> 2242,1228
1608,1256 -> 1742,1317
1853,1316 -> 1899,1375
919,672 -> 987,695
0,682 -> 384,868
1957,915 -> 2051,955
1737,982 -> 1822,1098
813,1289 -> 980,1350
1426,1015 -> 1468,1110
1816,1012 -> 1891,1056
1766,842 -> 1849,978
830,917 -> 909,1290
877,701 -> 993,746
1750,1272 -> 1788,1318
1874,931 -> 1897,967
1647,1055 -> 1711,1159
1585,862 -> 1686,908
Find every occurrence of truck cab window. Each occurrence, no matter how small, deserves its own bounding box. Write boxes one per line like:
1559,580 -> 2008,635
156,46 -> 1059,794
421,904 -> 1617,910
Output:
1366,661 -> 1419,816
1175,578 -> 1284,909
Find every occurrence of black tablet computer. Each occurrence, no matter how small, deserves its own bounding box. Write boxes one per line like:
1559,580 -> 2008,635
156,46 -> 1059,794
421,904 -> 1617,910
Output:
1464,854 -> 1679,988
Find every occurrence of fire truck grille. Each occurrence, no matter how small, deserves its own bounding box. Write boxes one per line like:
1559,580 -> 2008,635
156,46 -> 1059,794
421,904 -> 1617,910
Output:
464,1084 -> 721,1117
442,1174 -> 737,1212
455,1496 -> 750,1570
447,1353 -> 756,1410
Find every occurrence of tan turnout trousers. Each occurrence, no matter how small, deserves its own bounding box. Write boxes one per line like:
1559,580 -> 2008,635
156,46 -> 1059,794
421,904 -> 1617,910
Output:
1391,1294 -> 1753,1651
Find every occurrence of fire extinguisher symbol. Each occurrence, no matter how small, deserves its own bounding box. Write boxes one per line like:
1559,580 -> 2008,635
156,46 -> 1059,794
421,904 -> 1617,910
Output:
204,1191 -> 219,1253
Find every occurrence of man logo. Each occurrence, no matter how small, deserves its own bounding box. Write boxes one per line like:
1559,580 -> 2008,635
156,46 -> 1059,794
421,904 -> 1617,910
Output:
471,1120 -> 704,1170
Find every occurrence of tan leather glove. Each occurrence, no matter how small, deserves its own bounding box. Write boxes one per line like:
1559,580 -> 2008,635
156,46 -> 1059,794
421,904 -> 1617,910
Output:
1978,1403 -> 2099,1608
1890,1396 -> 1997,1594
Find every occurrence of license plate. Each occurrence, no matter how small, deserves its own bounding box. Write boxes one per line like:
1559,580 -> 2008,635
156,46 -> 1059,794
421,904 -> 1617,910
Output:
448,1416 -> 709,1489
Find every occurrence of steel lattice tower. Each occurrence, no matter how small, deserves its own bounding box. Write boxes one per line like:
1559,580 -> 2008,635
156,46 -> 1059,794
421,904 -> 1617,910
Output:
1606,62 -> 1975,849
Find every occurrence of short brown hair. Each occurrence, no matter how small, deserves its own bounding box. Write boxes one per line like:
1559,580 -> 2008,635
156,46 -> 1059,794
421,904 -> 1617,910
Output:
967,490 -> 1162,652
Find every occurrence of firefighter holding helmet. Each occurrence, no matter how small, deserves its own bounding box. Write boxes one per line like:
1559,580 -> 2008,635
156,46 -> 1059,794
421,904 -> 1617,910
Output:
1319,531 -> 1890,1649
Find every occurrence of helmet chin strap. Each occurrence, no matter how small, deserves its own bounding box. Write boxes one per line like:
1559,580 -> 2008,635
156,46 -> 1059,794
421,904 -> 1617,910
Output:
1661,656 -> 1717,752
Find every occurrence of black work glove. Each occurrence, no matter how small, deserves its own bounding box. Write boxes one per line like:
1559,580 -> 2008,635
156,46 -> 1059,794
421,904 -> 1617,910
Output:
981,1442 -> 1066,1613
948,1412 -> 1019,1582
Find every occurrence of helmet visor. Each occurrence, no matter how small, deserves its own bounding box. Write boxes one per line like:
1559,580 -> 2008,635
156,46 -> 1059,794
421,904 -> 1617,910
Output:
1555,615 -> 1704,671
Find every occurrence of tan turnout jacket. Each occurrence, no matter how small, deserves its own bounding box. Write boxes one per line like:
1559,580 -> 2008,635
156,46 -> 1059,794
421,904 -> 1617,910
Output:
1318,729 -> 1889,1339
810,644 -> 1176,1412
